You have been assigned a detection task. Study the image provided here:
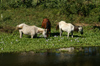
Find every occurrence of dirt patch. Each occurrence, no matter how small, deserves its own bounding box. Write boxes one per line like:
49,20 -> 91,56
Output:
0,26 -> 15,33
73,23 -> 100,30
73,23 -> 90,26
73,23 -> 100,26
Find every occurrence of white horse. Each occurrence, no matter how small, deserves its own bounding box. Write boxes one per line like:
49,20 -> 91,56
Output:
16,23 -> 47,38
56,21 -> 83,38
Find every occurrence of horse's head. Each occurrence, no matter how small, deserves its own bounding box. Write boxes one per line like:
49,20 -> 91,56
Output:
16,23 -> 26,30
78,26 -> 83,34
43,29 -> 47,38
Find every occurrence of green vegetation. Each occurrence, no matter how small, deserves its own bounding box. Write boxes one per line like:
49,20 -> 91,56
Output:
0,0 -> 100,53
0,26 -> 100,53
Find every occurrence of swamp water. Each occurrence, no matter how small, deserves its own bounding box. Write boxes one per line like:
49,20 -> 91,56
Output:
0,47 -> 100,66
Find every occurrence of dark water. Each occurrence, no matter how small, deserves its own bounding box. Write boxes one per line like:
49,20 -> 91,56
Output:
0,47 -> 100,66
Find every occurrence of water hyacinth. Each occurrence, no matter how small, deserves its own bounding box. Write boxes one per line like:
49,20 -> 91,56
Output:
46,39 -> 52,42
39,35 -> 42,38
1,14 -> 3,20
0,42 -> 3,43
46,39 -> 48,42
46,43 -> 48,45
16,39 -> 18,42
52,44 -> 54,46
71,40 -> 72,42
77,40 -> 79,42
1,48 -> 3,50
82,38 -> 84,39
11,42 -> 13,44
61,37 -> 64,39
58,40 -> 60,42
0,39 -> 4,44
49,39 -> 52,40
75,39 -> 77,41
0,41 -> 5,44
54,35 -> 58,37
76,37 -> 79,40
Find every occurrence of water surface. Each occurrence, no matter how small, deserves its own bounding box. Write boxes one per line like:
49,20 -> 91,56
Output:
0,47 -> 100,66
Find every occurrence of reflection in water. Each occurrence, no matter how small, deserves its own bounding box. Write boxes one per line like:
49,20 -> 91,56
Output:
59,47 -> 74,52
0,47 -> 100,66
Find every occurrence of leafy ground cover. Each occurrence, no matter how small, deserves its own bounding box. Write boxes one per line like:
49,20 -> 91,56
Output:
0,26 -> 100,53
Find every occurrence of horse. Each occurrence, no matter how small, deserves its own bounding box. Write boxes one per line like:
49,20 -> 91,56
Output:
41,18 -> 51,37
56,21 -> 83,38
16,23 -> 47,38
74,26 -> 83,34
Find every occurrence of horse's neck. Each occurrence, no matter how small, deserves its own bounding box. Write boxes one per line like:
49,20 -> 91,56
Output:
74,26 -> 79,32
37,27 -> 44,33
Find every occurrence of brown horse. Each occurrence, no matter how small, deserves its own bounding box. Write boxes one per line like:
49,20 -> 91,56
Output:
41,18 -> 51,37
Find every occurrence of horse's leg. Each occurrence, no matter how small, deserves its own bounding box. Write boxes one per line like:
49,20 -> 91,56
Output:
71,31 -> 73,38
31,33 -> 35,38
67,32 -> 69,38
34,34 -> 37,38
19,30 -> 23,38
31,34 -> 34,38
49,28 -> 51,37
60,28 -> 62,37
49,31 -> 51,37
47,30 -> 48,37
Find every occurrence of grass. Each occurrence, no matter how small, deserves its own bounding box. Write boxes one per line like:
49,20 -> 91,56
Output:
0,26 -> 100,53
0,8 -> 100,53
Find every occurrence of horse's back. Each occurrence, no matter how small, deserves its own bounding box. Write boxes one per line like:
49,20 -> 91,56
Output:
42,18 -> 50,23
23,25 -> 35,29
59,21 -> 74,31
22,25 -> 37,34
42,18 -> 51,28
59,21 -> 69,28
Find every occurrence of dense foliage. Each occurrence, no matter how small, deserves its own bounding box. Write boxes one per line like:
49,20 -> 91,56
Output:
0,0 -> 100,24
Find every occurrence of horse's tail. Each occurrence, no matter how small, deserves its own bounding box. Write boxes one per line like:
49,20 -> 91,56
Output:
56,23 -> 59,30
